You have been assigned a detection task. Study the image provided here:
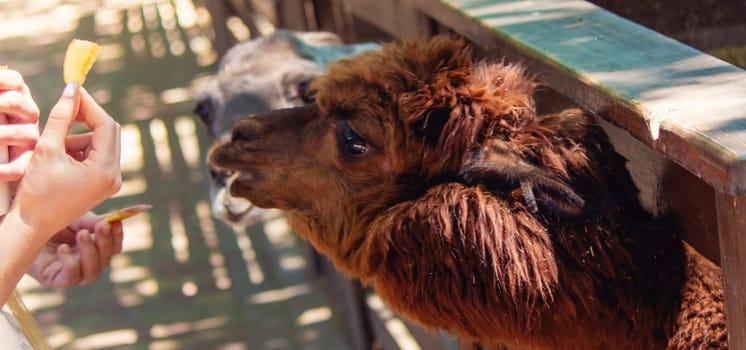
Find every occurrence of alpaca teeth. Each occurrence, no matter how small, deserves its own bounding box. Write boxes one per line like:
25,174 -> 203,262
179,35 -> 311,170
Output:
236,174 -> 254,182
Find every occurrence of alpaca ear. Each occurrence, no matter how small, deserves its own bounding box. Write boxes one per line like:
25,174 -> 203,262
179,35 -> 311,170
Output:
460,140 -> 585,218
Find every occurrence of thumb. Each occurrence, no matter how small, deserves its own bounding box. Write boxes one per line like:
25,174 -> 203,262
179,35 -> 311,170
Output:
40,82 -> 80,147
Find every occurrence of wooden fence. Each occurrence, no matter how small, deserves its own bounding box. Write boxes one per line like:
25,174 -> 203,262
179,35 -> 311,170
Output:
204,1 -> 746,349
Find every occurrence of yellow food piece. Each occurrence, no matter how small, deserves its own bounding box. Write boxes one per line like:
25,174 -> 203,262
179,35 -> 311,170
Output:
63,39 -> 100,85
103,204 -> 153,223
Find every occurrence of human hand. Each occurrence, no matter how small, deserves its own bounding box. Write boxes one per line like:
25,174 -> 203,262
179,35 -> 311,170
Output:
0,69 -> 40,181
8,84 -> 121,239
27,212 -> 123,288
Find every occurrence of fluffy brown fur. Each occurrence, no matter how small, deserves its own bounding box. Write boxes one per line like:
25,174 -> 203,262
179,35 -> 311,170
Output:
209,36 -> 727,349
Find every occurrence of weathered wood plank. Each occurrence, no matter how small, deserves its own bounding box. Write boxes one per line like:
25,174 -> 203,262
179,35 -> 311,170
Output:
204,0 -> 237,55
277,0 -> 312,31
226,0 -> 261,36
716,193 -> 746,350
347,0 -> 434,41
409,0 -> 746,195
312,0 -> 354,41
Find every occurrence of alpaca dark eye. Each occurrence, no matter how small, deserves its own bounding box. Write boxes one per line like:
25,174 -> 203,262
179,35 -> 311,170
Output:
193,100 -> 212,125
339,125 -> 368,156
298,80 -> 314,104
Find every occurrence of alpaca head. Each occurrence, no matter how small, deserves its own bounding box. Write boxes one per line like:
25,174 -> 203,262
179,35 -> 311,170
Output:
209,36 -> 644,341
195,30 -> 378,227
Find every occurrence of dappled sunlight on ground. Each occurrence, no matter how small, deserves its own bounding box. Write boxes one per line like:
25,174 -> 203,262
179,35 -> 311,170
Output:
1,1 -> 352,349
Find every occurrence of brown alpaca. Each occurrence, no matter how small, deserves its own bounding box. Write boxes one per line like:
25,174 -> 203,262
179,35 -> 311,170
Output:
209,37 -> 727,349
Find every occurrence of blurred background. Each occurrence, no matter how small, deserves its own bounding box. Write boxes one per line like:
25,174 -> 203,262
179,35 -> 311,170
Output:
0,1 -> 356,349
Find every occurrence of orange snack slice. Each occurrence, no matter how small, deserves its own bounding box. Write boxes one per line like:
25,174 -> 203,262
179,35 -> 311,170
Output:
103,204 -> 153,223
63,39 -> 100,85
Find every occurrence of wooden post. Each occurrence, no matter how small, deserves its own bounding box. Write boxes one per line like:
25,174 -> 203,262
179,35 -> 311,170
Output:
204,0 -> 237,56
226,0 -> 262,38
716,193 -> 746,350
323,261 -> 374,350
277,0 -> 312,31
347,0 -> 433,41
312,0 -> 356,42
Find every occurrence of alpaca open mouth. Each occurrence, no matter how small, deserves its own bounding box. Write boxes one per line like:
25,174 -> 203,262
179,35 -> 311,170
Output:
225,204 -> 254,222
229,173 -> 256,197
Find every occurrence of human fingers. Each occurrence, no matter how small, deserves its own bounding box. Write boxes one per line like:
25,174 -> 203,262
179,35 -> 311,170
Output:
38,83 -> 80,149
55,244 -> 83,288
78,88 -> 120,166
0,69 -> 25,91
65,133 -> 93,161
5,125 -> 37,174
93,220 -> 114,268
66,132 -> 93,152
77,88 -> 112,129
111,221 -> 123,254
0,151 -> 30,181
0,123 -> 38,146
0,89 -> 40,123
66,211 -> 101,232
0,71 -> 37,112
49,225 -> 77,244
76,229 -> 102,284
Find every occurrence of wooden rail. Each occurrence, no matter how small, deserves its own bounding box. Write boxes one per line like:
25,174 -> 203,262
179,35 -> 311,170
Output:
207,1 -> 746,349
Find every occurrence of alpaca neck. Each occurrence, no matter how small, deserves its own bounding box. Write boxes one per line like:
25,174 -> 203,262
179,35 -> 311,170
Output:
545,213 -> 686,349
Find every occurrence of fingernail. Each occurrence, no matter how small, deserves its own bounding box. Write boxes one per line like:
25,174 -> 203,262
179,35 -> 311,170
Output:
62,82 -> 80,98
78,229 -> 90,241
58,244 -> 71,254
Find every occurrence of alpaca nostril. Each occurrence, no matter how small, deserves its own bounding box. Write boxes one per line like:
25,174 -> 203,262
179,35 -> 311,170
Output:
231,127 -> 249,143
